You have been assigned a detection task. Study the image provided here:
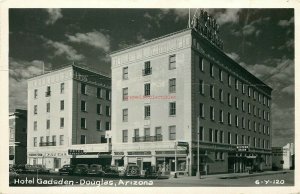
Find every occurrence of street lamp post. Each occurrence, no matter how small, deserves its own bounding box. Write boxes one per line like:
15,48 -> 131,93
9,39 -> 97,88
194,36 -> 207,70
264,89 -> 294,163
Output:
196,115 -> 201,179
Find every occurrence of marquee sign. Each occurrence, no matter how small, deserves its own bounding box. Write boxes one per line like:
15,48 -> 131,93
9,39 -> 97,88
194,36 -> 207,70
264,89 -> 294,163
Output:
68,149 -> 86,155
236,145 -> 249,152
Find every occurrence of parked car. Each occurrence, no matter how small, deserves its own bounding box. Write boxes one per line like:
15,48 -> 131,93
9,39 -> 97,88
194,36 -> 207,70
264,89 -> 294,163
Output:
73,164 -> 89,175
144,166 -> 158,179
124,165 -> 141,178
13,164 -> 27,174
88,164 -> 104,176
24,164 -> 50,174
9,167 -> 19,185
59,164 -> 75,175
103,166 -> 119,178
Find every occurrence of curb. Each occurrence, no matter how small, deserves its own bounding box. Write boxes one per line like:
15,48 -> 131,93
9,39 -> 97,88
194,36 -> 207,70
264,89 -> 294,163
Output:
219,171 -> 289,179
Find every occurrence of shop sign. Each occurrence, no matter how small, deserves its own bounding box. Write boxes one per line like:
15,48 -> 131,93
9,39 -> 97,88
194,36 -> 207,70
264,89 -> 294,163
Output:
236,145 -> 249,152
45,153 -> 67,157
127,151 -> 151,155
177,141 -> 189,147
28,153 -> 43,157
68,149 -> 85,155
114,152 -> 124,155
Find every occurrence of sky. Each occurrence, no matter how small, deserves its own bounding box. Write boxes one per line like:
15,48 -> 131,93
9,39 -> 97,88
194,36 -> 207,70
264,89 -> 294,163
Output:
9,8 -> 294,147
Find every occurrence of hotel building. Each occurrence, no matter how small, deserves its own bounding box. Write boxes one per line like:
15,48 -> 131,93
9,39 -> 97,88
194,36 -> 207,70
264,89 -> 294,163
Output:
27,65 -> 111,170
110,12 -> 272,175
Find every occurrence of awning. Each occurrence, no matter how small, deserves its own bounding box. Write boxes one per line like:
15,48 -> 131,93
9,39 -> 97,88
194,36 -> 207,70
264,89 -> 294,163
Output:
246,156 -> 257,159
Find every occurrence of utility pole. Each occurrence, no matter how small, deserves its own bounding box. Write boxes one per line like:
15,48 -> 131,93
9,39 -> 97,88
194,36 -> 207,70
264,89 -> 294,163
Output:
196,115 -> 201,179
174,141 -> 177,178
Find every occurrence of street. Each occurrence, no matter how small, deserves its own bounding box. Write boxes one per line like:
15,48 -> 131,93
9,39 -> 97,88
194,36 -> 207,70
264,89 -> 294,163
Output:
10,170 -> 294,187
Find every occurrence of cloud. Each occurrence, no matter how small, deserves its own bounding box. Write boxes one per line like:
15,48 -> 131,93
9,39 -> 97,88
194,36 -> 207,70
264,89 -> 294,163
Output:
9,58 -> 52,111
226,52 -> 240,61
66,31 -> 110,52
46,40 -> 85,61
278,39 -> 294,50
45,9 -> 63,25
281,84 -> 294,95
213,9 -> 241,25
242,24 -> 256,36
278,16 -> 294,27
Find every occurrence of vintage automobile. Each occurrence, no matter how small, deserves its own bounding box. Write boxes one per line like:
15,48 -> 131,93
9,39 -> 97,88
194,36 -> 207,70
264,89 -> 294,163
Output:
73,164 -> 89,176
87,164 -> 104,176
124,164 -> 141,178
24,164 -> 50,174
103,166 -> 119,178
59,164 -> 76,175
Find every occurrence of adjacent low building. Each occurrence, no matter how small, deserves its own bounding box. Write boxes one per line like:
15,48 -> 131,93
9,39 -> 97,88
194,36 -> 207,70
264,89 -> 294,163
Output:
272,143 -> 294,170
110,11 -> 272,175
27,65 -> 112,170
9,109 -> 27,166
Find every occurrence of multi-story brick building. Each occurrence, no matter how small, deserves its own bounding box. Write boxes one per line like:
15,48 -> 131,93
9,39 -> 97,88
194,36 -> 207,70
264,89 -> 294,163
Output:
27,65 -> 112,170
110,12 -> 272,175
9,109 -> 27,166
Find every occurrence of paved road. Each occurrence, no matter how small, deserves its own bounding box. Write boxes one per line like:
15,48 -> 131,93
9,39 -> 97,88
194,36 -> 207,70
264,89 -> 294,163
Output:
10,171 -> 294,187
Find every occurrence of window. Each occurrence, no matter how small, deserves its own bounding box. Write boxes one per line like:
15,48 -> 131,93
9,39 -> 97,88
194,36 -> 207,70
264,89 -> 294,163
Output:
122,109 -> 128,122
263,125 -> 266,134
228,93 -> 231,106
199,57 -> 204,71
105,106 -> 110,116
143,61 -> 152,76
210,85 -> 214,99
134,128 -> 139,138
123,67 -> 128,79
253,137 -> 256,147
263,96 -> 266,105
106,90 -> 111,101
242,83 -> 245,94
228,112 -> 231,125
144,83 -> 151,96
263,110 -> 266,120
235,115 -> 239,127
258,93 -> 261,103
97,88 -> 103,98
46,86 -> 51,97
228,74 -> 231,86
169,126 -> 176,140
60,118 -> 64,128
253,105 -> 256,116
155,127 -> 162,140
242,117 -> 245,129
34,121 -> 37,131
235,134 -> 238,144
96,120 -> 101,131
169,102 -> 176,116
200,103 -> 204,118
258,108 -> 261,118
242,135 -> 245,144
101,135 -> 107,143
248,120 -> 251,130
97,104 -> 102,114
81,83 -> 87,95
248,103 -> 251,114
235,97 -> 239,109
46,136 -> 49,143
122,88 -> 128,101
242,100 -> 245,111
122,130 -> 128,142
267,126 -> 270,135
169,78 -> 176,93
228,132 -> 231,144
219,131 -> 224,143
60,100 -> 64,111
81,118 -> 86,129
253,90 -> 257,101
60,83 -> 65,94
33,137 -> 37,147
81,101 -> 86,112
210,63 -> 214,77
210,106 -> 215,121
144,128 -> 150,141
46,103 -> 50,112
254,121 -> 257,132
199,80 -> 204,94
59,135 -> 64,145
219,89 -> 224,102
34,89 -> 38,99
235,79 -> 239,90
46,119 -> 50,129
40,136 -> 44,143
199,127 -> 204,141
219,110 -> 224,123
267,112 -> 270,121
267,98 -> 270,107
169,55 -> 176,69
248,86 -> 251,97
80,135 -> 86,144
258,123 -> 261,133
209,129 -> 213,142
144,105 -> 151,119
214,130 -> 218,143
258,138 -> 261,148
219,69 -> 223,82
248,136 -> 251,145
105,122 -> 110,131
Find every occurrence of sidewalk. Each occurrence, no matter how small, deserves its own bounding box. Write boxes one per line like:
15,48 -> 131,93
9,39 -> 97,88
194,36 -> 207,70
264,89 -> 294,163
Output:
169,170 -> 291,180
